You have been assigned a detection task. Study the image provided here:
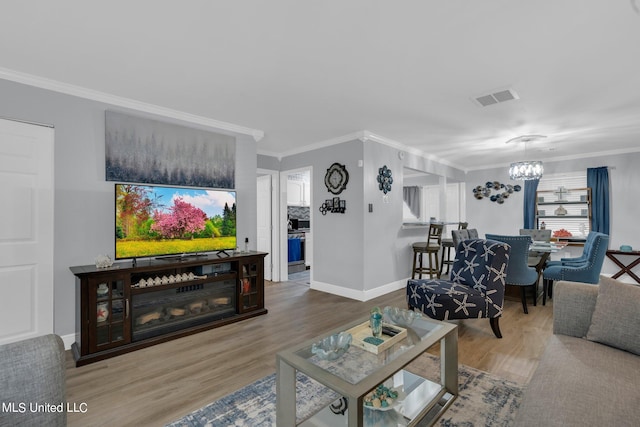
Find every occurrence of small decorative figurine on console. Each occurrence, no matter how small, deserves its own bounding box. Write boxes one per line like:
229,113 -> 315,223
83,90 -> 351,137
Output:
94,254 -> 114,269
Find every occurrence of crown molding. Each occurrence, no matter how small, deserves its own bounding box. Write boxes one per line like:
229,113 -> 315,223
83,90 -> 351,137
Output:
269,129 -> 464,170
357,130 -> 460,169
275,131 -> 365,159
464,145 -> 640,173
0,67 -> 264,142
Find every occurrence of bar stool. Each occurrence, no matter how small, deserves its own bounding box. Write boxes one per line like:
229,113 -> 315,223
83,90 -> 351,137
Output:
412,223 -> 444,279
440,222 -> 468,277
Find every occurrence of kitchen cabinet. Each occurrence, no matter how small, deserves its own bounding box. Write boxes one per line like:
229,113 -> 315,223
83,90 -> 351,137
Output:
287,180 -> 310,206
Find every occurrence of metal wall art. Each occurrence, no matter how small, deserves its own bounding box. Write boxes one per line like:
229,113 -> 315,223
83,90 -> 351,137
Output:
324,163 -> 349,195
473,181 -> 521,204
377,165 -> 393,194
319,197 -> 346,215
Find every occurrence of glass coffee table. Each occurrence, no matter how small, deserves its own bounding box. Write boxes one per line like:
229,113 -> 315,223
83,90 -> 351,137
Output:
276,314 -> 458,426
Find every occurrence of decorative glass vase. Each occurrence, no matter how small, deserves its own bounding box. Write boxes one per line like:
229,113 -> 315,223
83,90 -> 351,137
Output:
97,302 -> 109,322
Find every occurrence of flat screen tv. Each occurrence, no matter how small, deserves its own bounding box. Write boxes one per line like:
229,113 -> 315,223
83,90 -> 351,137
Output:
115,183 -> 236,260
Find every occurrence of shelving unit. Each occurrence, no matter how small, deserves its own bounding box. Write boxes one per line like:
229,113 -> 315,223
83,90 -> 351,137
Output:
535,187 -> 591,242
70,251 -> 267,366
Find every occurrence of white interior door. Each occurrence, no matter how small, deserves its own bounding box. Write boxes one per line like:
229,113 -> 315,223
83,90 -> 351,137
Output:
0,118 -> 54,345
257,174 -> 272,280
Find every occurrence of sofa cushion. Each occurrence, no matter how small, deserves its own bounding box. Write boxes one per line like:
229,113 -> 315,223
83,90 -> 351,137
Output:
586,275 -> 640,355
514,334 -> 640,426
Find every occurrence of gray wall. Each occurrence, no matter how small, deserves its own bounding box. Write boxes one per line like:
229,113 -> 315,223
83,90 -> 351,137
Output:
363,141 -> 408,290
276,139 -> 468,298
0,79 -> 258,340
466,152 -> 640,277
280,140 -> 366,293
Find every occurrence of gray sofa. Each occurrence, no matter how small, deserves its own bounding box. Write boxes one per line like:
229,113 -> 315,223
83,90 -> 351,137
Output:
0,334 -> 66,427
514,279 -> 640,426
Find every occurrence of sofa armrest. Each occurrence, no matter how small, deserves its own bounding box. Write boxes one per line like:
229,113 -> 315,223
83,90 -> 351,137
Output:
553,280 -> 598,338
0,334 -> 66,427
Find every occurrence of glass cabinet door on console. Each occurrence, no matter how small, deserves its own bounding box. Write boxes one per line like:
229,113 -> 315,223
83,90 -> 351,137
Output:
239,256 -> 264,313
88,274 -> 131,353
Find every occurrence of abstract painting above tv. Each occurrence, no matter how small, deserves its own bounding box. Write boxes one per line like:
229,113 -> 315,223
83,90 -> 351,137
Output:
105,111 -> 236,188
115,184 -> 236,259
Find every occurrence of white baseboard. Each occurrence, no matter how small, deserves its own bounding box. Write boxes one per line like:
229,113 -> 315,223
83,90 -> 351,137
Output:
310,278 -> 408,302
60,333 -> 76,351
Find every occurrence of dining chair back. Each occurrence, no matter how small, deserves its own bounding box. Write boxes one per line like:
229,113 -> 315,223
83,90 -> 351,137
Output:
520,229 -> 552,267
486,234 -> 539,314
440,222 -> 470,276
543,232 -> 609,301
546,231 -> 599,267
451,228 -> 479,253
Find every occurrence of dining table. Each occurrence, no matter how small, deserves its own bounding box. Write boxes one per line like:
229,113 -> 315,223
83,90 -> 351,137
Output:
528,241 -> 568,305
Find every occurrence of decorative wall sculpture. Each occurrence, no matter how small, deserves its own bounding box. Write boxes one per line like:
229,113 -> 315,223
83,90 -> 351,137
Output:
473,181 -> 521,204
105,111 -> 236,188
324,163 -> 349,195
377,165 -> 393,194
319,197 -> 346,215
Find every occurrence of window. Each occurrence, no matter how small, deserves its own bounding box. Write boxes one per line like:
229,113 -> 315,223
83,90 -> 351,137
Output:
403,183 -> 463,224
537,172 -> 589,236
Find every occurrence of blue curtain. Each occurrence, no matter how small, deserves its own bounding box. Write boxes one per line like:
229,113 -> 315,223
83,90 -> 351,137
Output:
523,179 -> 539,229
587,167 -> 610,235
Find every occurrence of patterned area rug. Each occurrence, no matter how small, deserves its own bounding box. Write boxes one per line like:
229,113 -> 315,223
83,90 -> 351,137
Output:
167,354 -> 523,427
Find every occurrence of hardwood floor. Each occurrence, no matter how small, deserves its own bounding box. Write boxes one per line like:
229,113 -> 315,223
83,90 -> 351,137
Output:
65,280 -> 553,426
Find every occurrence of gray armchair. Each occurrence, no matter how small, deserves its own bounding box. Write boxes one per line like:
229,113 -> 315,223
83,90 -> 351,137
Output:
520,228 -> 552,267
451,228 -> 479,252
0,334 -> 66,427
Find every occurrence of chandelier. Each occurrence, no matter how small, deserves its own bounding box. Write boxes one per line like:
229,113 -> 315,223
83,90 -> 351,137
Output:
506,135 -> 546,180
509,161 -> 544,180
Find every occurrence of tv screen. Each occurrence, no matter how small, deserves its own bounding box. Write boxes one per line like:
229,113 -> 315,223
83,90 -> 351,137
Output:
115,183 -> 236,259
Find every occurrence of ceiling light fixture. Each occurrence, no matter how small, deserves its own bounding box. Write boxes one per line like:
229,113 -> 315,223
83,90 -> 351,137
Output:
506,135 -> 546,181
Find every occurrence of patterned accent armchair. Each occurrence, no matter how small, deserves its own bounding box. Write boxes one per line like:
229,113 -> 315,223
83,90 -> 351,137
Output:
407,238 -> 511,338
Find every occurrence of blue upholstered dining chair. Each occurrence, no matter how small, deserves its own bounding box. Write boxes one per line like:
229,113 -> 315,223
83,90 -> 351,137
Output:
545,231 -> 598,267
486,234 -> 539,314
407,238 -> 510,338
519,228 -> 552,267
542,232 -> 609,304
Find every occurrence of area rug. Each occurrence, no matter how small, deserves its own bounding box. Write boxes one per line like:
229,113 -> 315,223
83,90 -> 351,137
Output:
167,354 -> 524,427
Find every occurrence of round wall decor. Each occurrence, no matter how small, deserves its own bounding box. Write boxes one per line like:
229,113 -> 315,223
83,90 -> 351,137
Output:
324,162 -> 349,194
377,165 -> 393,194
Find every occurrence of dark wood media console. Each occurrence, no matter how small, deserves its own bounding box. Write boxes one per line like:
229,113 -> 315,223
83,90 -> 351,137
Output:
70,251 -> 267,366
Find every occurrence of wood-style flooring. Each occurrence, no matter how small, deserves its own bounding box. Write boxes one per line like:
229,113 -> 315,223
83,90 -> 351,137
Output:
65,280 -> 553,426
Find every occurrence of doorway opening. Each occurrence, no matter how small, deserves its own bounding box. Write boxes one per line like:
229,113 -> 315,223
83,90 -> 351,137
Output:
284,168 -> 312,285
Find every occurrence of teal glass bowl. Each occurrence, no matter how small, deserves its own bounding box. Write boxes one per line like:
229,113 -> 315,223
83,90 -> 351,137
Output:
311,332 -> 352,360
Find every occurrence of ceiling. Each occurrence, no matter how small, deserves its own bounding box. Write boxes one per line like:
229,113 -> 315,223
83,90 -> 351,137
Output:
2,1 -> 640,171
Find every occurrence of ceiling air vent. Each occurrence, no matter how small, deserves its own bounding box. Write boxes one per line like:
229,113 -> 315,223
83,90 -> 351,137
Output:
473,88 -> 519,107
